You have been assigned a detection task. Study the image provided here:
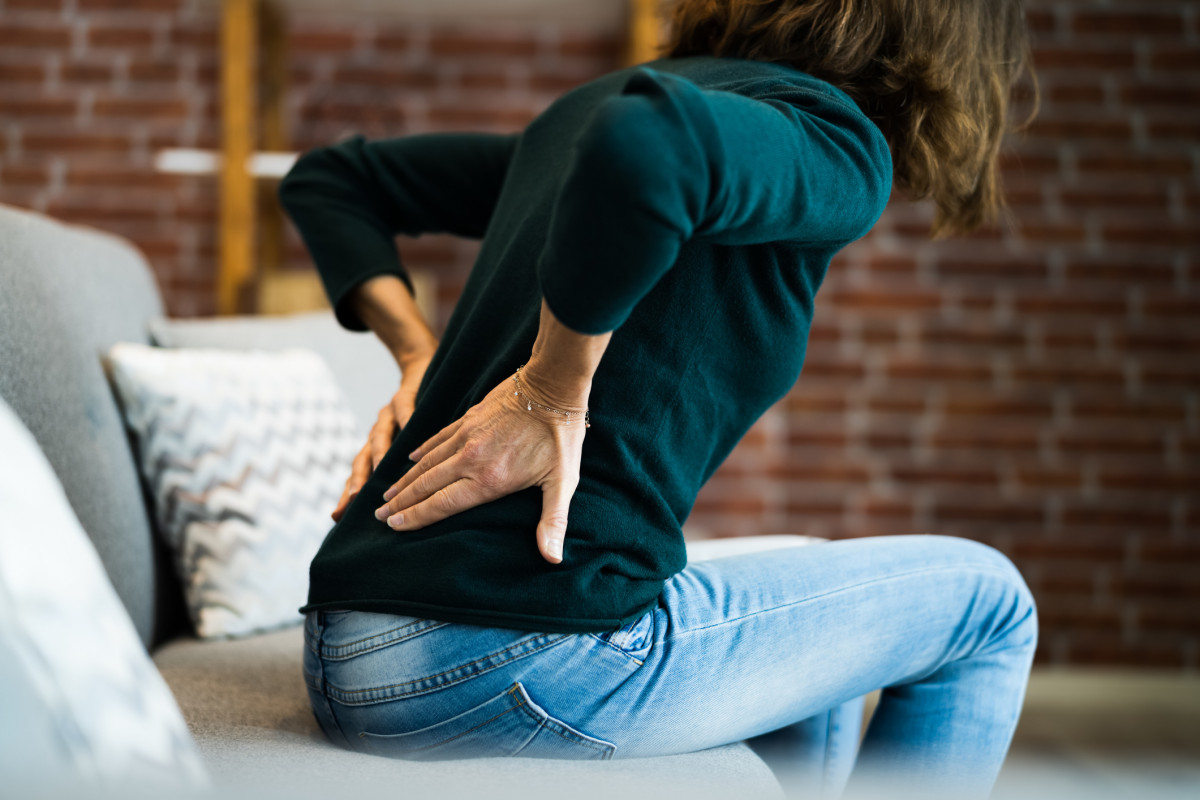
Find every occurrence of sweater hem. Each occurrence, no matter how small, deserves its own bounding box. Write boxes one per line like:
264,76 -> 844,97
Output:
297,596 -> 657,634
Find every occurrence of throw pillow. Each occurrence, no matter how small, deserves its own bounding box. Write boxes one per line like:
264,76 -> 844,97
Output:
147,311 -> 401,437
105,343 -> 360,639
0,395 -> 208,790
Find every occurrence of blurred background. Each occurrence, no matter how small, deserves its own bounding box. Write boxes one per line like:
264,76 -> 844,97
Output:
0,0 -> 1196,794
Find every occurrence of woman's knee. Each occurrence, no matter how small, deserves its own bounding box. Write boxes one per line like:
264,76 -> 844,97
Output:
918,535 -> 1038,655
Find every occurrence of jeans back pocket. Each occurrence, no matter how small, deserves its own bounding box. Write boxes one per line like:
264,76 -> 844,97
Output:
357,682 -> 615,761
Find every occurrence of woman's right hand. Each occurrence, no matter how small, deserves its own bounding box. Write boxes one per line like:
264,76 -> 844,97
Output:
331,348 -> 435,522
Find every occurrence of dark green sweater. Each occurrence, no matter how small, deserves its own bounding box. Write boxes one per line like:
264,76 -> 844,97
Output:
279,55 -> 892,633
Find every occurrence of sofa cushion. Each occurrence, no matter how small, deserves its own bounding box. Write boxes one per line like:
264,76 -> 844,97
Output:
106,343 -> 361,639
148,311 -> 401,438
154,626 -> 784,798
0,396 -> 208,791
0,202 -> 183,648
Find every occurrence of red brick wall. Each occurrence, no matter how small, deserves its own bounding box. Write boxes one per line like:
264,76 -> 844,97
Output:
1,0 -> 1195,668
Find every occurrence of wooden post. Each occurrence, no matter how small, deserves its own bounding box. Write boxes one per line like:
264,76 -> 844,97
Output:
256,0 -> 287,312
218,0 -> 257,315
624,0 -> 664,67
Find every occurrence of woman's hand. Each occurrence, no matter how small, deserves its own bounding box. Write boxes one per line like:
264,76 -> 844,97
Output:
330,348 -> 435,523
372,363 -> 590,564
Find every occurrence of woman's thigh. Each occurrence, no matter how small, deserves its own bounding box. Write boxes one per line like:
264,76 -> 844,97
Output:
305,534 -> 1034,768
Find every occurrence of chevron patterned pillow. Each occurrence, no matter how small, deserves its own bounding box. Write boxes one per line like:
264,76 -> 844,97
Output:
0,396 -> 208,791
106,343 -> 361,639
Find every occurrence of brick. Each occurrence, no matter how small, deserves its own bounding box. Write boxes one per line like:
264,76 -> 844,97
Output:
93,97 -> 189,119
934,499 -> 1043,524
1039,602 -> 1123,631
1046,84 -> 1105,104
1025,10 -> 1056,34
128,60 -> 181,83
937,253 -> 1049,282
1057,430 -> 1163,456
169,25 -> 216,49
930,423 -> 1042,453
1147,119 -> 1200,141
1140,363 -> 1200,389
0,24 -> 72,48
825,288 -> 942,312
1064,636 -> 1185,669
457,68 -> 513,91
1015,466 -> 1084,489
885,358 -> 992,383
429,31 -> 539,58
1076,154 -> 1192,177
22,131 -> 132,152
1011,539 -> 1124,562
770,462 -> 871,484
1097,468 -> 1199,492
0,164 -> 51,187
558,33 -> 621,60
1137,605 -> 1200,635
916,320 -> 1025,349
1104,222 -> 1200,247
1122,84 -> 1200,108
890,464 -> 998,486
1013,292 -> 1126,317
0,97 -> 76,117
1139,542 -> 1200,564
531,73 -> 594,94
1032,46 -> 1136,71
373,31 -> 413,52
1150,49 -> 1200,72
1110,568 -> 1200,600
60,61 -> 114,82
1027,119 -> 1131,142
1073,399 -> 1186,422
333,66 -> 438,90
66,166 -> 182,190
1072,12 -> 1185,37
1059,186 -> 1171,211
78,0 -> 182,9
1142,293 -> 1200,318
0,63 -> 45,83
88,26 -> 155,48
289,28 -> 362,52
943,393 -> 1052,418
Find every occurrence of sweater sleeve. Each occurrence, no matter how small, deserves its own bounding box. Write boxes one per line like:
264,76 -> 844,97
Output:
278,131 -> 521,331
536,67 -> 893,335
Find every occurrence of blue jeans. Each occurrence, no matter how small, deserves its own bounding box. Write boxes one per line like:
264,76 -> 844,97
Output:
303,534 -> 1036,797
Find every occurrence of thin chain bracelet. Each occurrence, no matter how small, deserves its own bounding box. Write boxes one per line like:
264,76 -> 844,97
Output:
512,364 -> 591,428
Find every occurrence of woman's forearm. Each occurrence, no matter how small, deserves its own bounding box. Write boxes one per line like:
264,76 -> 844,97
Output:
347,275 -> 439,366
521,299 -> 613,412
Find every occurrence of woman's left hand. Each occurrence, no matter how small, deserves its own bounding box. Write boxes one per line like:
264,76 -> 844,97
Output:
372,366 -> 589,564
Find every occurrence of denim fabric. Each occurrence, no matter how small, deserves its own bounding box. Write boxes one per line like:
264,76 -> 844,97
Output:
303,535 -> 1036,797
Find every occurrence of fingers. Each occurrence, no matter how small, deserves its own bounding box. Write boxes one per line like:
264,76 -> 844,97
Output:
377,450 -> 466,524
332,443 -> 373,521
536,473 -> 578,564
381,432 -> 462,504
369,405 -> 397,469
408,417 -> 463,462
381,478 -> 484,532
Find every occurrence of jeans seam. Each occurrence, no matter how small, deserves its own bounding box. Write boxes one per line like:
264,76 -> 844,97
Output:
666,563 -> 1022,641
321,620 -> 450,661
587,633 -> 645,666
326,633 -> 572,706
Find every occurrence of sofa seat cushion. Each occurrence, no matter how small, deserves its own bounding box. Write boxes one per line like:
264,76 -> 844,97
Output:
154,626 -> 783,798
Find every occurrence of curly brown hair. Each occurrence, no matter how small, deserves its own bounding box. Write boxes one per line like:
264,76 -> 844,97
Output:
660,0 -> 1037,237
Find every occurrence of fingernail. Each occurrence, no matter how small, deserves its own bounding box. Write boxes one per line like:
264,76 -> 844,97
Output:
374,506 -> 389,521
408,450 -> 419,461
387,513 -> 404,530
383,486 -> 397,501
547,539 -> 563,560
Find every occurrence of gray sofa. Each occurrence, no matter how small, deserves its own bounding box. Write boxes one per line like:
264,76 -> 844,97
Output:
0,201 -> 784,798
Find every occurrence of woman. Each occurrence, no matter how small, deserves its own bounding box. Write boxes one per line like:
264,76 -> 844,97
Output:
279,0 -> 1038,796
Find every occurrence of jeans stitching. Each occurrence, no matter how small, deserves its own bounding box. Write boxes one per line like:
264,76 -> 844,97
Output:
587,633 -> 645,666
320,619 -> 449,660
325,633 -> 571,705
511,688 -> 613,757
362,699 -> 525,755
666,563 -> 1022,641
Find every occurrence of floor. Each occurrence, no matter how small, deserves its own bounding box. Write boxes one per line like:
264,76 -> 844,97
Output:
921,669 -> 1200,799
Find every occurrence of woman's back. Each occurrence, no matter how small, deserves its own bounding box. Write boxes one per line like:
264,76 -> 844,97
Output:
281,54 -> 892,633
